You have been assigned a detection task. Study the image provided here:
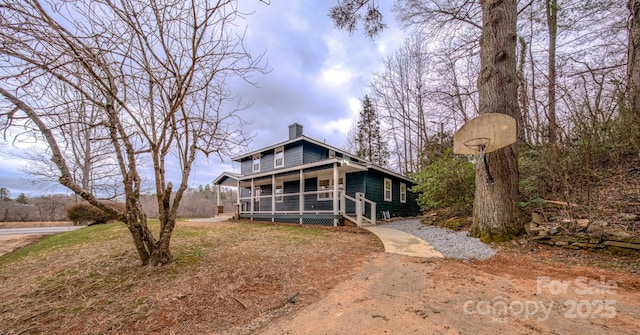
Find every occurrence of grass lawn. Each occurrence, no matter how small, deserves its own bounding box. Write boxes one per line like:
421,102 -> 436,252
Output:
0,220 -> 381,334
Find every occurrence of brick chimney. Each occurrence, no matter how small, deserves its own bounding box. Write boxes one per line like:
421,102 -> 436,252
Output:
288,123 -> 303,140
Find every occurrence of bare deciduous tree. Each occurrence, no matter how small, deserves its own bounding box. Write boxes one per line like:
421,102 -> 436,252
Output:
0,0 -> 266,265
628,0 -> 640,153
369,33 -> 434,173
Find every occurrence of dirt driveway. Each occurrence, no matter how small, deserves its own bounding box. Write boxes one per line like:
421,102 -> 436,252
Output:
0,234 -> 45,256
260,251 -> 640,334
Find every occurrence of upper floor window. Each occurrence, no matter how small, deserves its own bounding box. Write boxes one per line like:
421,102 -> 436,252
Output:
274,147 -> 284,168
400,183 -> 407,203
384,178 -> 392,202
252,155 -> 261,172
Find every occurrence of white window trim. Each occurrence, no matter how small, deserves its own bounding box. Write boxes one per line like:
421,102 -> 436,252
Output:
317,175 -> 344,201
275,182 -> 283,203
254,187 -> 261,202
252,155 -> 261,172
400,182 -> 407,203
384,178 -> 392,202
318,179 -> 331,201
274,146 -> 284,168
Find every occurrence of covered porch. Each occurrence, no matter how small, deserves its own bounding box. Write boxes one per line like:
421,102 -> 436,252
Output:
213,159 -> 377,226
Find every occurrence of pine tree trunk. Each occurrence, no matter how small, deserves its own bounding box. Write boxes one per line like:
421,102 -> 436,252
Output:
472,0 -> 523,241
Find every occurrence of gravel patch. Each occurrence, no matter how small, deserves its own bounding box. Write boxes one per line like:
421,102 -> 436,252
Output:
382,219 -> 496,261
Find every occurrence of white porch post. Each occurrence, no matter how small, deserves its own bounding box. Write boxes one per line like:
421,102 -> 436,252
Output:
271,174 -> 276,222
299,169 -> 304,224
216,184 -> 221,216
332,162 -> 338,226
250,178 -> 254,220
236,179 -> 241,218
355,200 -> 362,226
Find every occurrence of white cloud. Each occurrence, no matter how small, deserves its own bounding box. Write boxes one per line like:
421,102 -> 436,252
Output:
316,65 -> 353,90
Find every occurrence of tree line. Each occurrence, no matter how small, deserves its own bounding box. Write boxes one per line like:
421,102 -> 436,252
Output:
0,185 -> 236,223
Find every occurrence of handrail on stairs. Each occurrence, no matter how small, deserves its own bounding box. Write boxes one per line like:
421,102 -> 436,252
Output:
342,193 -> 376,226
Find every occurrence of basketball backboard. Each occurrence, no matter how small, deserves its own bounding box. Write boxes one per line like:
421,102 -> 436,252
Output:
453,113 -> 517,155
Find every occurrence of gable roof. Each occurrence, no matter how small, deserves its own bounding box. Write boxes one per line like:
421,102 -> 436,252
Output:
232,135 -> 359,162
232,134 -> 417,184
212,172 -> 241,186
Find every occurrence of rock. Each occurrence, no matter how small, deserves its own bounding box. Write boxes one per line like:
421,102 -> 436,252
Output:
549,226 -> 560,235
574,219 -> 589,228
528,224 -> 547,232
604,241 -> 640,250
530,235 -> 550,241
571,242 -> 605,249
586,221 -> 607,234
604,228 -> 637,241
531,212 -> 544,224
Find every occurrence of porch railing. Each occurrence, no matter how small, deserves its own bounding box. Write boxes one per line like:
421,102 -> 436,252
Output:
237,189 -> 376,226
342,193 -> 376,227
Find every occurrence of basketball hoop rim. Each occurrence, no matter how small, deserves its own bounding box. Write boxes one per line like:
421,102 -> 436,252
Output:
463,137 -> 491,152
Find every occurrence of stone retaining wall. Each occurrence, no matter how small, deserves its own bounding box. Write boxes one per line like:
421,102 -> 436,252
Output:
526,214 -> 640,254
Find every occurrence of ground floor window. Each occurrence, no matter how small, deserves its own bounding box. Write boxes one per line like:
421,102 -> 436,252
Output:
384,178 -> 392,202
275,182 -> 283,202
400,182 -> 406,203
317,177 -> 344,200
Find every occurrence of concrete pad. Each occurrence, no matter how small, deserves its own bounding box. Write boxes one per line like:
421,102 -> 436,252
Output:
185,214 -> 234,223
365,226 -> 443,258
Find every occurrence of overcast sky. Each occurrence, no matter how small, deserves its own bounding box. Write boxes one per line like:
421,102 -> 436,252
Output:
0,1 -> 405,197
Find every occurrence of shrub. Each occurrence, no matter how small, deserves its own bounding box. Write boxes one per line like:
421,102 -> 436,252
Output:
411,149 -> 475,213
66,202 -> 123,226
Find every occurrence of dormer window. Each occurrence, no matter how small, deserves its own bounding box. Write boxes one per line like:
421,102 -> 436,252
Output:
274,146 -> 284,168
252,155 -> 261,172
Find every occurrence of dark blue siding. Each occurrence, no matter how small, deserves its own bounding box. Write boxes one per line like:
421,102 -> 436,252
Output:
240,143 -> 304,176
261,153 -> 274,172
283,143 -> 303,168
302,142 -> 328,164
345,172 -> 365,196
240,158 -> 252,175
275,180 -> 300,212
345,172 -> 366,214
364,170 -> 421,219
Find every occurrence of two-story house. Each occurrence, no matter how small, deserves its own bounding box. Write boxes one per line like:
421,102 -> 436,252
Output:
213,123 -> 421,226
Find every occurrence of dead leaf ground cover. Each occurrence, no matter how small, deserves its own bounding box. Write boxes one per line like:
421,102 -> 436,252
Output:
0,221 -> 381,334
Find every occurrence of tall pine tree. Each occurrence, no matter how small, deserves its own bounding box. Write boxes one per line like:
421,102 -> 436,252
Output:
356,95 -> 389,166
